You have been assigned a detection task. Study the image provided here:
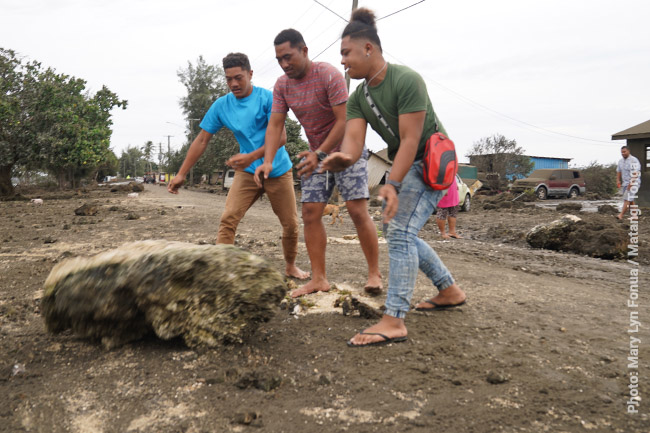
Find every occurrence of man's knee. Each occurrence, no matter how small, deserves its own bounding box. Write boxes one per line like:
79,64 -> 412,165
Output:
346,200 -> 370,222
302,204 -> 324,224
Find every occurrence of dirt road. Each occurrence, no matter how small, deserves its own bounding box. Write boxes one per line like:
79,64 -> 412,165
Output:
1,183 -> 648,432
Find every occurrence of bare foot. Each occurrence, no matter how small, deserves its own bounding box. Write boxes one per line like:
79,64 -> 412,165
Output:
291,278 -> 330,298
285,263 -> 310,280
448,232 -> 463,239
441,233 -> 451,240
363,273 -> 383,295
415,283 -> 466,310
348,315 -> 407,346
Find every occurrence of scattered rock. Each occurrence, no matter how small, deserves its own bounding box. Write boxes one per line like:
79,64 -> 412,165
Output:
74,203 -> 98,216
41,240 -> 286,349
317,373 -> 332,386
233,411 -> 262,427
43,236 -> 57,244
526,215 -> 627,259
11,363 -> 26,377
110,184 -> 131,193
600,395 -> 614,404
556,202 -> 582,212
486,371 -> 508,384
597,204 -> 618,215
126,212 -> 139,220
131,183 -> 144,192
235,370 -> 282,392
335,295 -> 382,319
369,198 -> 383,207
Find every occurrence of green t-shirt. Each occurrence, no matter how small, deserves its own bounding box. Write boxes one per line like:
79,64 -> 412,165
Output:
347,63 -> 446,161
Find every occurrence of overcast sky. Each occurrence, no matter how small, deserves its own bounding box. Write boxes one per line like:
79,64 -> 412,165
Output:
2,0 -> 649,166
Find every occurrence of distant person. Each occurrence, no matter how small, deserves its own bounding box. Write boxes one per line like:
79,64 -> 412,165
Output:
255,28 -> 382,297
616,145 -> 641,220
321,8 -> 466,347
168,52 -> 308,280
436,177 -> 462,239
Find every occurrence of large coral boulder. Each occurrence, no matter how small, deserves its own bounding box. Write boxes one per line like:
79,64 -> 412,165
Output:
526,215 -> 628,259
42,240 -> 286,349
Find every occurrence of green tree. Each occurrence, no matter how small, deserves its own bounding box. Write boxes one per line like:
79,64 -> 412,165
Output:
118,146 -> 145,178
141,140 -> 155,174
35,69 -> 127,187
0,48 -> 126,194
579,161 -> 617,198
0,48 -> 43,195
177,56 -> 228,142
95,150 -> 119,181
284,117 -> 309,164
466,133 -> 533,188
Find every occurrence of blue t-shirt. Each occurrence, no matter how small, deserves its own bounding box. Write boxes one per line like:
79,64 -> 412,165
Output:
200,86 -> 292,178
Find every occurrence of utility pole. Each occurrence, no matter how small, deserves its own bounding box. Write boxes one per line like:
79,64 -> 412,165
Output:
158,142 -> 163,174
163,135 -> 173,174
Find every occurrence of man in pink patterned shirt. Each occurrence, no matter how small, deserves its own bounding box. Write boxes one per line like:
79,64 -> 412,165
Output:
256,29 -> 381,298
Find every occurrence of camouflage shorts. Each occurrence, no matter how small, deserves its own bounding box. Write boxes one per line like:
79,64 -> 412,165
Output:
436,205 -> 459,220
301,148 -> 369,203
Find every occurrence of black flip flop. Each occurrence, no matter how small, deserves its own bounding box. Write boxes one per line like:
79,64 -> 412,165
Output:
347,331 -> 407,348
415,299 -> 466,312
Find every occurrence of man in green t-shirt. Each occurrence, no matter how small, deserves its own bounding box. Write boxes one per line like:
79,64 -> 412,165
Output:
322,8 -> 466,348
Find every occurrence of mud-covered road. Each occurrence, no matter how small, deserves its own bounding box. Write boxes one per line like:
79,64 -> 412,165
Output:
1,183 -> 648,432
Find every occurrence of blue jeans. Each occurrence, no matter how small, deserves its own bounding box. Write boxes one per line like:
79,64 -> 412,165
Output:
384,161 -> 455,319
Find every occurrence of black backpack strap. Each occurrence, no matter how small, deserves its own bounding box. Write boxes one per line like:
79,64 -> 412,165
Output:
364,83 -> 396,138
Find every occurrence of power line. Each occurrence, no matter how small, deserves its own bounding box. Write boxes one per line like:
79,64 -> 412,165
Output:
383,51 -> 612,145
312,0 -> 348,22
377,1 -> 427,21
312,37 -> 341,61
312,0 -> 428,23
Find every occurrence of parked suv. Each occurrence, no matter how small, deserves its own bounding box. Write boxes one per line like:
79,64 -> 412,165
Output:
510,169 -> 586,200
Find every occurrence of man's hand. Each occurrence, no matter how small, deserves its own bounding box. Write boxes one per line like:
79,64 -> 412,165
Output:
167,175 -> 185,195
320,152 -> 354,173
227,153 -> 254,171
296,151 -> 319,178
617,181 -> 622,188
254,163 -> 273,188
378,184 -> 399,224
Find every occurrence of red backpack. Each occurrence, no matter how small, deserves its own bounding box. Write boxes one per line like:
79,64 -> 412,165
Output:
422,132 -> 458,190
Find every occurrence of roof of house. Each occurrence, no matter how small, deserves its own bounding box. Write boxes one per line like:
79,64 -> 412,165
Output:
612,119 -> 650,140
369,148 -> 392,164
468,153 -> 571,161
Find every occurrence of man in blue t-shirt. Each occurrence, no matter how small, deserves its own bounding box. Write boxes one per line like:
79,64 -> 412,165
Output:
168,52 -> 309,280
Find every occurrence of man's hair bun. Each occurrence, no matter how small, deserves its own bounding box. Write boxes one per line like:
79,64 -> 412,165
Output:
350,8 -> 377,28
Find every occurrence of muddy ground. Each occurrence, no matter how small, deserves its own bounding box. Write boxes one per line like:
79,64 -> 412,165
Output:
1,183 -> 648,433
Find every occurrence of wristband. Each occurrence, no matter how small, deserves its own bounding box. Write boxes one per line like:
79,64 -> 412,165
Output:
386,179 -> 402,193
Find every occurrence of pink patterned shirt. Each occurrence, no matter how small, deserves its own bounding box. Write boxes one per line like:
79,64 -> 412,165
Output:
272,62 -> 348,151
